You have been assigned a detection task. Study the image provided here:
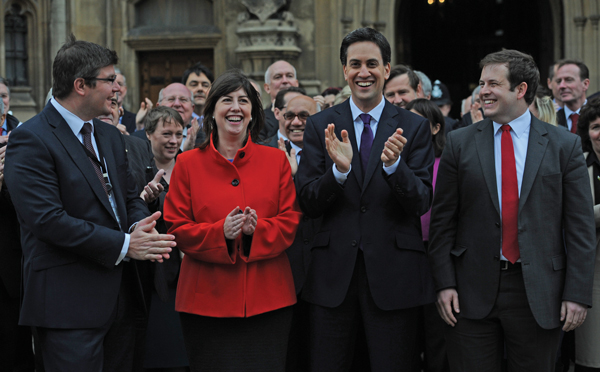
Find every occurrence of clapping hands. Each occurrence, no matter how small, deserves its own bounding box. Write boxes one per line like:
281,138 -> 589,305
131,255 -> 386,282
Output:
224,206 -> 258,239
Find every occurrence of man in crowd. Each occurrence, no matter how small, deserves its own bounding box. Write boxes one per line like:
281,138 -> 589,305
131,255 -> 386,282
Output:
4,35 -> 177,371
296,27 -> 435,370
114,68 -> 137,134
182,62 -> 213,121
134,83 -> 202,150
429,49 -> 595,371
0,77 -> 20,135
548,62 -> 563,111
383,64 -> 422,108
415,70 -> 432,99
262,60 -> 299,139
555,60 -> 590,133
263,87 -> 306,149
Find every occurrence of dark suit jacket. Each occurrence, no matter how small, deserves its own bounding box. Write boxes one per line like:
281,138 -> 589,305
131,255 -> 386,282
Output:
428,116 -> 596,329
121,109 -> 137,134
0,181 -> 22,299
295,99 -> 436,310
262,135 -> 321,294
260,105 -> 279,141
557,108 -> 567,128
4,102 -> 150,329
123,135 -> 153,194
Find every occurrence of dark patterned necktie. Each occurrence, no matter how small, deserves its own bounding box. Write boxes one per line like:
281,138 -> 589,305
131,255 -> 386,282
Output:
81,122 -> 108,196
359,114 -> 373,175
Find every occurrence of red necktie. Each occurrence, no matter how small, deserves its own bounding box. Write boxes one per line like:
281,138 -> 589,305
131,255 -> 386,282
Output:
570,113 -> 579,134
501,125 -> 519,263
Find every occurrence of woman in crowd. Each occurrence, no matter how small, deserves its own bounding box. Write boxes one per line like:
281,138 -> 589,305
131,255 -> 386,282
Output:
530,88 -> 558,126
575,97 -> 600,372
141,106 -> 189,372
164,70 -> 301,371
405,98 -> 449,372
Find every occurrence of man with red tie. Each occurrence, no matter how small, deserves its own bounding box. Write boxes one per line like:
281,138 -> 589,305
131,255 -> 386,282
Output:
429,50 -> 596,371
554,60 -> 590,133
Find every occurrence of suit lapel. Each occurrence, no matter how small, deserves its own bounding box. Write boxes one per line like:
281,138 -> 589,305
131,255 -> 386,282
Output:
335,102 -> 362,184
362,102 -> 396,191
518,117 -> 548,213
44,105 -> 117,221
475,119 -> 500,216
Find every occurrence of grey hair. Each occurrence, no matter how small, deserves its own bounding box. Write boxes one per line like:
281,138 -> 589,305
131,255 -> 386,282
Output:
157,86 -> 194,103
414,71 -> 432,97
264,61 -> 297,84
115,67 -> 126,86
0,98 -> 4,115
471,86 -> 481,104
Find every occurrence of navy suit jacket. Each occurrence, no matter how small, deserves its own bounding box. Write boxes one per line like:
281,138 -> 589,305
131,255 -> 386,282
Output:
295,98 -> 436,310
4,102 -> 149,328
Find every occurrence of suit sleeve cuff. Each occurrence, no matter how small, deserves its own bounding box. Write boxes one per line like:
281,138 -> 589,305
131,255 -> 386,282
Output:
383,156 -> 401,175
116,233 -> 130,265
333,164 -> 351,184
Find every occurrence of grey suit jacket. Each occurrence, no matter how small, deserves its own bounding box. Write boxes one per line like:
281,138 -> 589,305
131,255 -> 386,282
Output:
428,115 -> 596,329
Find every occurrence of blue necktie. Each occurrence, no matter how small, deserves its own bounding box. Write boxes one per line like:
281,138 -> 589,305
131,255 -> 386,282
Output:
359,114 -> 373,176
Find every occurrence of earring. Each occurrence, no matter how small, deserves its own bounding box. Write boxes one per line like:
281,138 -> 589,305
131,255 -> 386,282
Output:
250,116 -> 253,122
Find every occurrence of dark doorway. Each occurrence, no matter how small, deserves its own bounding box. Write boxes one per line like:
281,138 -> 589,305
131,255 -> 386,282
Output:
397,0 -> 555,119
138,49 -> 214,104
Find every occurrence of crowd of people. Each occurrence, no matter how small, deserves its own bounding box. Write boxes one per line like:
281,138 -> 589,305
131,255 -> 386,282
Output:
1,26 -> 600,372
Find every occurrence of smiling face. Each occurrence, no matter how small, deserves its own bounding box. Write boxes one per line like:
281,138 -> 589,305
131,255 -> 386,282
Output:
0,83 -> 9,114
185,72 -> 211,108
147,118 -> 183,163
589,117 -> 600,159
214,87 -> 252,140
479,63 -> 528,125
97,97 -> 120,126
343,41 -> 390,113
86,65 -> 120,118
284,95 -> 317,148
384,73 -> 418,108
264,61 -> 298,101
158,83 -> 194,125
555,64 -> 589,110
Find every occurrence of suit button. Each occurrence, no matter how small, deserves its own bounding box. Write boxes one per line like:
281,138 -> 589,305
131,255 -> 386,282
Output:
304,239 -> 309,244
351,240 -> 357,247
495,222 -> 500,228
361,206 -> 367,213
231,179 -> 239,186
239,152 -> 245,159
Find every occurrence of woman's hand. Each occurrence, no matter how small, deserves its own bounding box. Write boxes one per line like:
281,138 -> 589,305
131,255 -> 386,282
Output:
224,206 -> 245,239
278,138 -> 298,176
140,169 -> 165,203
242,207 -> 257,235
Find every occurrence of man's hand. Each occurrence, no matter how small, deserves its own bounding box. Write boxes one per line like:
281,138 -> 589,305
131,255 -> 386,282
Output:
561,300 -> 588,332
116,123 -> 129,135
182,117 -> 200,152
436,288 -> 460,326
128,211 -> 175,262
313,95 -> 325,111
381,128 -> 406,167
278,137 -> 298,176
140,169 -> 165,203
325,124 -> 352,173
241,207 -> 257,236
135,98 -> 153,130
224,207 -> 245,240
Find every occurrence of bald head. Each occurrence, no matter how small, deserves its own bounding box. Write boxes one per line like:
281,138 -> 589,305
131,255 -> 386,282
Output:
158,83 -> 194,125
264,60 -> 298,101
284,95 -> 316,148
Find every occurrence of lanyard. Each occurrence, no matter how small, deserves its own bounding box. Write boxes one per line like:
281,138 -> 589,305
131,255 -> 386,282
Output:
81,142 -> 113,195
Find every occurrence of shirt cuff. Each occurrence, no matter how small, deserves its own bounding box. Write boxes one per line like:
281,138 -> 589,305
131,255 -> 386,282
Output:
333,164 -> 351,184
383,156 -> 401,175
116,233 -> 130,265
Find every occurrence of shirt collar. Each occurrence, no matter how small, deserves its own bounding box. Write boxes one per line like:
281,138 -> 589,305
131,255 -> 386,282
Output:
50,97 -> 92,137
564,100 -> 587,118
349,95 -> 386,123
493,109 -> 531,138
587,150 -> 600,168
277,130 -> 302,153
277,130 -> 288,141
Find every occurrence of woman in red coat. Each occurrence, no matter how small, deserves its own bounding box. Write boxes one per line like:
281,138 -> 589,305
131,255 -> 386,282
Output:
164,70 -> 301,371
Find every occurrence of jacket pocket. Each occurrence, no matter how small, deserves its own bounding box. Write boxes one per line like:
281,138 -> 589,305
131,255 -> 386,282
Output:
395,231 -> 425,252
552,254 -> 566,271
311,231 -> 330,250
450,245 -> 467,257
33,253 -> 78,271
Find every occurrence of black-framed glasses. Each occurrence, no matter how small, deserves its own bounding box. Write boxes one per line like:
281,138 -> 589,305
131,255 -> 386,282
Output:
283,112 -> 310,121
83,76 -> 118,85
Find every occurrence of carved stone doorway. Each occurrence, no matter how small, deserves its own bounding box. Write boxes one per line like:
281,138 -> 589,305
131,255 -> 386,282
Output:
138,49 -> 214,104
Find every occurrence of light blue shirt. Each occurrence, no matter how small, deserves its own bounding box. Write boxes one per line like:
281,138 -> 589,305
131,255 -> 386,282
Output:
1,118 -> 6,135
564,100 -> 587,132
277,130 -> 302,165
50,98 -> 131,265
493,109 -> 531,261
333,96 -> 401,183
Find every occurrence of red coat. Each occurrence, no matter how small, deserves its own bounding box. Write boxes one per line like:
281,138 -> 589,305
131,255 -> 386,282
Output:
164,137 -> 301,317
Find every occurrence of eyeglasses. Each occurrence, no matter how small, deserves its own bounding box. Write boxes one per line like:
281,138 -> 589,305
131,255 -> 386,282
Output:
164,96 -> 191,105
283,112 -> 310,121
84,76 -> 118,85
